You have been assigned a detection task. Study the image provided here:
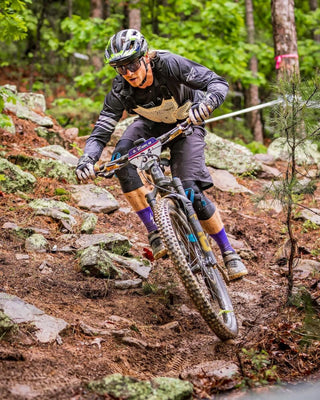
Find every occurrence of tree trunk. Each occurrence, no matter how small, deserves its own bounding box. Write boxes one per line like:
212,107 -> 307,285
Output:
150,0 -> 162,34
104,0 -> 110,19
309,0 -> 320,42
309,0 -> 319,10
244,0 -> 264,143
129,0 -> 141,31
68,0 -> 72,18
90,0 -> 104,70
91,0 -> 103,18
271,0 -> 300,80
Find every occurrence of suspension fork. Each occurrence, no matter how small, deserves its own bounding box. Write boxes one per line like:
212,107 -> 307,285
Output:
145,160 -> 171,210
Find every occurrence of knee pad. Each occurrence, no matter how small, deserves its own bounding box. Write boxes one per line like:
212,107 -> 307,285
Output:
113,139 -> 133,157
112,139 -> 143,193
182,180 -> 216,221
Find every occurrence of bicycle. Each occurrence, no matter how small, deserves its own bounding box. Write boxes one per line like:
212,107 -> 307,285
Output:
95,120 -> 238,340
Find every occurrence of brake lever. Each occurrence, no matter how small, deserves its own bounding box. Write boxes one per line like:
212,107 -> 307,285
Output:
98,171 -> 115,179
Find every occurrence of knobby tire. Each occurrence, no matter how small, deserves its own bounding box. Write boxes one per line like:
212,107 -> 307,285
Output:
154,197 -> 238,340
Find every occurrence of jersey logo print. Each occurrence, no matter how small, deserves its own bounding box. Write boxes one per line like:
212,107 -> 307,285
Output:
133,97 -> 191,123
186,67 -> 197,82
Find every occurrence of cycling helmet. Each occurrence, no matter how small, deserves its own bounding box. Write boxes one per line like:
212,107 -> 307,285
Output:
105,29 -> 148,67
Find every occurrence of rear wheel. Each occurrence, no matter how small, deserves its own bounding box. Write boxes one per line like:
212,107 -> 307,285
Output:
154,197 -> 238,340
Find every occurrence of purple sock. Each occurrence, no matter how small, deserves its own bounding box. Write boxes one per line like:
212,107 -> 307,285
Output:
210,227 -> 234,254
136,207 -> 158,233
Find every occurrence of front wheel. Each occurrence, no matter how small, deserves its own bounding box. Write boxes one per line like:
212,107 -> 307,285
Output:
154,197 -> 238,340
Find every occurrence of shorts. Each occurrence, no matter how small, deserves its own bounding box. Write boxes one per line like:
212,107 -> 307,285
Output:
120,118 -> 213,191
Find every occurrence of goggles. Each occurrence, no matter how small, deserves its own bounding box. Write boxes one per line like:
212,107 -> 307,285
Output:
114,58 -> 142,75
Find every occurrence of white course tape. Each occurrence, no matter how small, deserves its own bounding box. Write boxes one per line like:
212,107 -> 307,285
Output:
206,99 -> 283,123
206,96 -> 320,124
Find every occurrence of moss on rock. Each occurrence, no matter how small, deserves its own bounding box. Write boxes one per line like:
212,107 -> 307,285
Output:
87,373 -> 193,400
0,157 -> 36,193
0,310 -> 18,339
8,154 -> 77,184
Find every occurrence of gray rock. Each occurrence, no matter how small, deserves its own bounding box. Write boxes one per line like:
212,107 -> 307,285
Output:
233,291 -> 260,302
205,132 -> 261,174
209,168 -> 253,194
29,199 -> 78,225
18,92 -> 46,113
257,164 -> 282,179
0,157 -> 36,193
106,252 -> 151,279
181,360 -> 239,382
15,254 -> 30,261
298,208 -> 320,225
1,84 -> 17,94
2,222 -> 49,236
253,153 -> 276,165
79,246 -> 122,278
88,373 -> 193,399
108,116 -> 138,146
58,233 -> 131,255
36,145 -> 78,166
10,384 -> 39,399
81,213 -> 98,234
29,198 -> 97,233
69,184 -> 119,213
63,127 -> 79,141
8,154 -> 77,184
268,138 -> 320,165
4,98 -> 53,127
0,292 -> 68,343
257,199 -> 283,214
114,279 -> 142,289
294,258 -> 320,279
25,234 -> 49,253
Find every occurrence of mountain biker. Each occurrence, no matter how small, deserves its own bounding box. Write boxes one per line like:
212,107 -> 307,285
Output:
76,29 -> 248,280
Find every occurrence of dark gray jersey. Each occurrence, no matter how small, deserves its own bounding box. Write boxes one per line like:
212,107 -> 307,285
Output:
84,51 -> 229,161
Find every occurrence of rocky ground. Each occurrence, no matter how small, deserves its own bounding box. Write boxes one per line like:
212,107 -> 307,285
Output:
0,90 -> 320,399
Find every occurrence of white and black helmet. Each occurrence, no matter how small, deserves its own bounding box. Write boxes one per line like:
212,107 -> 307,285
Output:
105,29 -> 148,67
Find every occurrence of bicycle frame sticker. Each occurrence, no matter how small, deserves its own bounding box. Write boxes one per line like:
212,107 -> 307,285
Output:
128,137 -> 162,169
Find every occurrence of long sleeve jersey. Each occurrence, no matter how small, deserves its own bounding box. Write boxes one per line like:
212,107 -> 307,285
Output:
84,51 -> 229,162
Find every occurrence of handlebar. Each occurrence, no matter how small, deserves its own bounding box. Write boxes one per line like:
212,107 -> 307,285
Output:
95,119 -> 192,177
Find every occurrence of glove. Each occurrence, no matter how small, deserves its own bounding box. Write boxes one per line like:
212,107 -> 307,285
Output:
189,94 -> 217,125
76,154 -> 96,182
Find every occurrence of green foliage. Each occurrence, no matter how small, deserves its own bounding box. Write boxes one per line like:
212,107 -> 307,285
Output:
212,117 -> 253,143
301,220 -> 319,233
289,287 -> 320,345
142,282 -> 159,295
70,143 -> 84,157
0,87 -> 18,129
143,0 -> 258,83
0,0 -> 31,42
0,113 -> 12,129
245,141 -> 268,154
48,97 -> 102,136
239,348 -> 278,388
54,188 -> 69,196
264,76 -> 320,299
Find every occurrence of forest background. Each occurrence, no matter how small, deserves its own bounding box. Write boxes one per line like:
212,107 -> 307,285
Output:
0,0 -> 319,148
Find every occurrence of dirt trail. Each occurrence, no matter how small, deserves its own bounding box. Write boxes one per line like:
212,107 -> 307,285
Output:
0,115 -> 320,399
